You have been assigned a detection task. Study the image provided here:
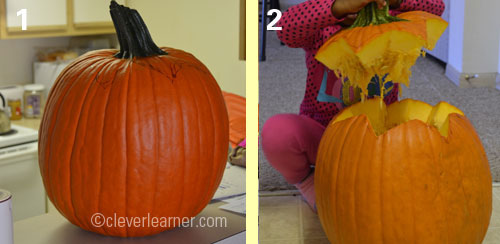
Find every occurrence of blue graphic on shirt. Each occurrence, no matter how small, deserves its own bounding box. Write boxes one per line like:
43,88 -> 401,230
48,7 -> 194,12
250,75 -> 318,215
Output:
316,70 -> 343,104
367,74 -> 394,97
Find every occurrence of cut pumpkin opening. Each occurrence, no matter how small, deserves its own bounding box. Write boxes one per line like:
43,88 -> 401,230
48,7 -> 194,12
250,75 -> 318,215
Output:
332,98 -> 464,137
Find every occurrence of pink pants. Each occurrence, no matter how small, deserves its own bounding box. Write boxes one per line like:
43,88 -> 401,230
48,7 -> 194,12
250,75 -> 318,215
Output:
261,114 -> 325,184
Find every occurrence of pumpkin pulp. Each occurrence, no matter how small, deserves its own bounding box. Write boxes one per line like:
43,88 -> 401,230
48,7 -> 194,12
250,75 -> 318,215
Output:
332,98 -> 464,137
350,1 -> 408,101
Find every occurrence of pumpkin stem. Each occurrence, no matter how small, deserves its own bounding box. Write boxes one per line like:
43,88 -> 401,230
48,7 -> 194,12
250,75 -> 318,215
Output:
350,1 -> 407,28
110,0 -> 167,58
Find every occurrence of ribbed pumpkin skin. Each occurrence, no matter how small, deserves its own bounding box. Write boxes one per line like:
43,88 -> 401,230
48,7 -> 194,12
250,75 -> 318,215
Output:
316,113 -> 492,243
38,47 -> 229,237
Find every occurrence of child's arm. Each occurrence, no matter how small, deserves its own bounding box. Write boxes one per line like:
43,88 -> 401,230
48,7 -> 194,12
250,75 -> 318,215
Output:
390,0 -> 445,16
276,0 -> 344,49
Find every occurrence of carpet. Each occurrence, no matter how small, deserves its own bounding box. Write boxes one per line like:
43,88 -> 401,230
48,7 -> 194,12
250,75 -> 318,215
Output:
259,29 -> 500,191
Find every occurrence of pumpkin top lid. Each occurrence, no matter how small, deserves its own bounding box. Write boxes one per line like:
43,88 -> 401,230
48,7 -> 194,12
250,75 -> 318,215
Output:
315,6 -> 448,101
110,0 -> 167,59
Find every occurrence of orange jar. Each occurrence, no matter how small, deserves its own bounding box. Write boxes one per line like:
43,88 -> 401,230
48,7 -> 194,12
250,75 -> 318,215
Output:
7,99 -> 22,120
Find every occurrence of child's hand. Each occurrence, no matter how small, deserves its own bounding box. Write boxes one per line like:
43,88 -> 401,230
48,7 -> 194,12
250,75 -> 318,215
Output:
332,0 -> 401,19
388,0 -> 402,8
332,0 -> 387,18
337,0 -> 401,27
339,14 -> 358,27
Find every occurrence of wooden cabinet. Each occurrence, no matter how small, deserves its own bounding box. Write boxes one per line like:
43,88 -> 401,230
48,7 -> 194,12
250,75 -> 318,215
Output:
0,0 -> 128,39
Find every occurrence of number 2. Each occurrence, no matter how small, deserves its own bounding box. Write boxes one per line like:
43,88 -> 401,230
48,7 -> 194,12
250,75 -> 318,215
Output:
266,9 -> 282,31
17,9 -> 27,30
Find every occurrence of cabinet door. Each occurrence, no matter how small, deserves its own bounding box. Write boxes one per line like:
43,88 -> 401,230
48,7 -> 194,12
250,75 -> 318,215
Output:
73,0 -> 126,27
6,0 -> 67,30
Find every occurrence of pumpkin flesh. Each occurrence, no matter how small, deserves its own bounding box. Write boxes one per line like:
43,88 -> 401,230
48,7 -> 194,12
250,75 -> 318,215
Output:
333,98 -> 463,137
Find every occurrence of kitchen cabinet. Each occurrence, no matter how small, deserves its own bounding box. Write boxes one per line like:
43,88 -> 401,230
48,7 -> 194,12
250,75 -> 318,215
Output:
6,0 -> 66,30
239,0 -> 245,60
0,0 -> 128,39
73,0 -> 126,28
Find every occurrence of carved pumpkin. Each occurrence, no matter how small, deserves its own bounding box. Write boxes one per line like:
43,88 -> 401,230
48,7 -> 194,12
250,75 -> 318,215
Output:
38,1 -> 229,237
315,2 -> 448,98
315,98 -> 492,244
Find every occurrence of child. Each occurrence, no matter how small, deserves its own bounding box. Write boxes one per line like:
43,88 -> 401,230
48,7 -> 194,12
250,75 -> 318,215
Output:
261,0 -> 445,210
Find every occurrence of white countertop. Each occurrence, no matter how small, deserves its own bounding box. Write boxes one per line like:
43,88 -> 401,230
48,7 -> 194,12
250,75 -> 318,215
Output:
11,118 -> 41,131
14,201 -> 245,244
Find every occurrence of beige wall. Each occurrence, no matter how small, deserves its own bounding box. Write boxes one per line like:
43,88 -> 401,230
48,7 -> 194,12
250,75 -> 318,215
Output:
0,37 -> 70,86
128,0 -> 246,97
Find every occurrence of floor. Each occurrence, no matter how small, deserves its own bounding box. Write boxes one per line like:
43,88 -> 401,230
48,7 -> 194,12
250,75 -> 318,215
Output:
259,186 -> 500,243
260,193 -> 329,244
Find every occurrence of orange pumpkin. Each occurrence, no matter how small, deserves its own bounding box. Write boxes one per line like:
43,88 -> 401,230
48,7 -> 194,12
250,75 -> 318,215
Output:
315,98 -> 492,244
38,1 -> 229,237
222,91 -> 246,148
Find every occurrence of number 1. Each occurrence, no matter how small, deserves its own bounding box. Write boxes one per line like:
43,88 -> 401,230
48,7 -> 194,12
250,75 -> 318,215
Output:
17,9 -> 27,30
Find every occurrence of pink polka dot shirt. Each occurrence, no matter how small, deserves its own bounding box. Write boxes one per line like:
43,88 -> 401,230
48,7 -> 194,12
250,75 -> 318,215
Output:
276,0 -> 445,127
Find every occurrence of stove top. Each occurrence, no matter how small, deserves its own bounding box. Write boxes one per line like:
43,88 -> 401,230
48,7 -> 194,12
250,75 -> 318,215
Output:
0,129 -> 18,136
0,124 -> 38,148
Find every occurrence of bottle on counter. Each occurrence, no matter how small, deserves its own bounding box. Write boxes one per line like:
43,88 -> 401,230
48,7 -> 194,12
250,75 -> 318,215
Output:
7,99 -> 22,120
23,84 -> 45,119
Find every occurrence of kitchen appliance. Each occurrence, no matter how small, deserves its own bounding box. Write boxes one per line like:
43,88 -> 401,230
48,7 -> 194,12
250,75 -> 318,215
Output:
0,93 -> 11,134
34,60 -> 70,98
0,125 -> 45,221
0,189 -> 13,244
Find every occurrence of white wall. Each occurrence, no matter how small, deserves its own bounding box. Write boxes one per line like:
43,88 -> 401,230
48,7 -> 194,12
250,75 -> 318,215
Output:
447,0 -> 500,88
447,0 -> 464,73
462,0 -> 500,74
127,0 -> 245,97
0,37 -> 70,86
498,36 -> 500,73
498,36 -> 500,89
